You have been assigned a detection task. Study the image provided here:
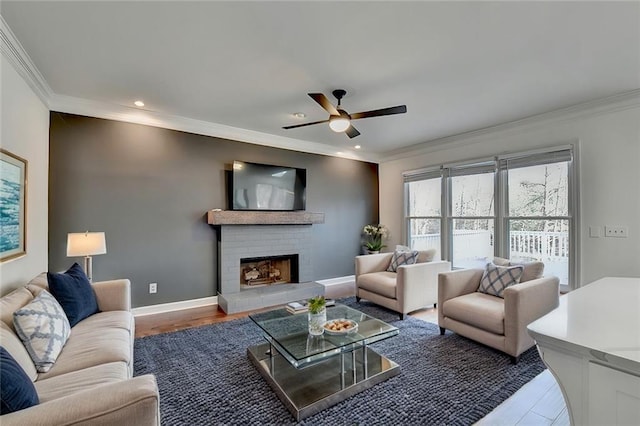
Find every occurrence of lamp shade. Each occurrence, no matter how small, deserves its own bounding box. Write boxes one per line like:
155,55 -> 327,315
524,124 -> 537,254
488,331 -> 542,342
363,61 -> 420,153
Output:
67,232 -> 107,257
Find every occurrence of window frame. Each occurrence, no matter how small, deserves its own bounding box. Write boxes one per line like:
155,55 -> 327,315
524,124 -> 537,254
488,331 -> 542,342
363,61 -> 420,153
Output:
404,168 -> 444,258
403,145 -> 578,291
444,162 -> 497,268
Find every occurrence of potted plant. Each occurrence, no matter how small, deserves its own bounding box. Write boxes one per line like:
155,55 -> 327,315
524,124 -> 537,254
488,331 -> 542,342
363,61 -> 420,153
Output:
363,224 -> 389,254
307,295 -> 326,335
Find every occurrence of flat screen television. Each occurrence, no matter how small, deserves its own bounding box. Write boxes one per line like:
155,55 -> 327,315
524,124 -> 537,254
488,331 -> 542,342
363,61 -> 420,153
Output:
230,161 -> 306,211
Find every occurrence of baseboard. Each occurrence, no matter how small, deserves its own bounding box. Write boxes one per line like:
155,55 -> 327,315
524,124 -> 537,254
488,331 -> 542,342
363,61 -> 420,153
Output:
315,275 -> 355,287
132,296 -> 218,317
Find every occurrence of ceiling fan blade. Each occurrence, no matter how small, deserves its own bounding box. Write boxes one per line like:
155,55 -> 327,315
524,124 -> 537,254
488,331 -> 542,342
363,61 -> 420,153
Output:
308,93 -> 339,115
282,119 -> 329,130
345,125 -> 360,139
350,105 -> 407,120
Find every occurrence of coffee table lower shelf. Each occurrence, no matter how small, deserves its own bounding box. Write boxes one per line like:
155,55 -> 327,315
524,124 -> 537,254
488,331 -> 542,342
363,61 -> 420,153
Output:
247,342 -> 400,421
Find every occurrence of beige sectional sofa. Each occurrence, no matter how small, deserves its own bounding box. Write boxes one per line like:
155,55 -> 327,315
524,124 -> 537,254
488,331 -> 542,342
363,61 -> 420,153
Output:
0,274 -> 160,425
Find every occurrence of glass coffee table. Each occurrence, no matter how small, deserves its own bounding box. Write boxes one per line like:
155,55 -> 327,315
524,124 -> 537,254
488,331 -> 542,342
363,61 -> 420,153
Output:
248,304 -> 400,420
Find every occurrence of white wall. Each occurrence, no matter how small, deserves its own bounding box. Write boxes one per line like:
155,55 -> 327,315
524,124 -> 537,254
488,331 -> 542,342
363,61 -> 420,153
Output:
0,53 -> 50,295
379,97 -> 640,286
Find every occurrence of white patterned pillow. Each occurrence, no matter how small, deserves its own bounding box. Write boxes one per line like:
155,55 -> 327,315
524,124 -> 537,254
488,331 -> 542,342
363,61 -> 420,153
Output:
13,290 -> 71,373
477,263 -> 524,298
387,247 -> 420,272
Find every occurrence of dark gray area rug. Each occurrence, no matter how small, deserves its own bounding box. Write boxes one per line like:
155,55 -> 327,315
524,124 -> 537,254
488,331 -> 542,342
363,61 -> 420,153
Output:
134,298 -> 545,425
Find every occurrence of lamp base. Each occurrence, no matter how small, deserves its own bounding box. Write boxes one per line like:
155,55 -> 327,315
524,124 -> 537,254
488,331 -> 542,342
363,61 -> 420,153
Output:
83,256 -> 93,282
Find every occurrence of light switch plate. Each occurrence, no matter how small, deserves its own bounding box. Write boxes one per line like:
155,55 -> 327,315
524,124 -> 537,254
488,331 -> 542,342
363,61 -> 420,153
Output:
589,226 -> 602,238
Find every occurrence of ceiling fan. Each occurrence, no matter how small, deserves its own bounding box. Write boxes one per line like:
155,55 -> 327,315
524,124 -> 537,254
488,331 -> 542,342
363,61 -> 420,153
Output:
283,89 -> 407,139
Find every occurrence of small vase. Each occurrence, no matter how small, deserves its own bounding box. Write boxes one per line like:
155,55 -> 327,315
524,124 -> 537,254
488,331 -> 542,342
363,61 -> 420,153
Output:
308,307 -> 326,335
367,250 -> 380,255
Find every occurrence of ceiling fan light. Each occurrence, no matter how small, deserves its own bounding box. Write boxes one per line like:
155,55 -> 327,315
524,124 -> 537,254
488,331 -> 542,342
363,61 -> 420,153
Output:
329,117 -> 350,132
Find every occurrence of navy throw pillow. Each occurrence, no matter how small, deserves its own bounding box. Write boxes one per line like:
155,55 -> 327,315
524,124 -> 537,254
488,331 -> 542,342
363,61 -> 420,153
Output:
47,263 -> 100,327
0,347 -> 39,414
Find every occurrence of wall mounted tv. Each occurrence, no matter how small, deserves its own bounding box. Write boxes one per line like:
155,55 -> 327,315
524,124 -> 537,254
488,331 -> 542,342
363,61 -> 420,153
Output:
230,161 -> 306,211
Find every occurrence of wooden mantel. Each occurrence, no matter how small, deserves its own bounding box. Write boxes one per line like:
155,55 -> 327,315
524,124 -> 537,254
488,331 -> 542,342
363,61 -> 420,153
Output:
207,210 -> 324,225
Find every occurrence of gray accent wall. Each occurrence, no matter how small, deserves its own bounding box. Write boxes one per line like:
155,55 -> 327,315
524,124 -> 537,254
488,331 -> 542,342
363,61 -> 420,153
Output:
49,113 -> 379,307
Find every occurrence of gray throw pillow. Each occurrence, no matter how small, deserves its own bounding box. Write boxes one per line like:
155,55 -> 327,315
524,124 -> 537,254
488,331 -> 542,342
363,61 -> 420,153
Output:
387,249 -> 420,272
478,263 -> 524,298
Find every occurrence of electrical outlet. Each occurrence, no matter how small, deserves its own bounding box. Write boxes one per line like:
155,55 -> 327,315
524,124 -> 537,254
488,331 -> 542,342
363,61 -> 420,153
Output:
149,282 -> 157,294
605,226 -> 628,238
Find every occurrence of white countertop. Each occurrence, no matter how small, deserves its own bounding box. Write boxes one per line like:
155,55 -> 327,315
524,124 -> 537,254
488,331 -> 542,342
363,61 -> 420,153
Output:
528,277 -> 640,372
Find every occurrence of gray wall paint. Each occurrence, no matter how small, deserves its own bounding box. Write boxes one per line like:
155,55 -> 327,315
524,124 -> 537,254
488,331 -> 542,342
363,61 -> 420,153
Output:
49,113 -> 379,307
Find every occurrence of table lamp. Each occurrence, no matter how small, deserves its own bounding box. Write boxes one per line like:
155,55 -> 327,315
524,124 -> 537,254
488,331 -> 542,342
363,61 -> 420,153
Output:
67,232 -> 107,281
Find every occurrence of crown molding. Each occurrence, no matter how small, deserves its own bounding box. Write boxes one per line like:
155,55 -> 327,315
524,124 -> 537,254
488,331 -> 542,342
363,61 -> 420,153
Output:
382,89 -> 640,162
0,15 -> 52,106
5,7 -> 635,166
50,94 -> 380,163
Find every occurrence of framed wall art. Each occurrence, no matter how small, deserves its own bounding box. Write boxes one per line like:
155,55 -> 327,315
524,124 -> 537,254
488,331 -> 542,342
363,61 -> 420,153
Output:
0,149 -> 27,261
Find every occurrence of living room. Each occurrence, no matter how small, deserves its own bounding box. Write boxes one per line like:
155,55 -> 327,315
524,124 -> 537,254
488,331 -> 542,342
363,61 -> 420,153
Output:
1,1 -> 639,425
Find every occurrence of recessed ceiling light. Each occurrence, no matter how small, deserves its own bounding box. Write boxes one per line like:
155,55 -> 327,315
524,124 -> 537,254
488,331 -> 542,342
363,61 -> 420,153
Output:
293,112 -> 306,119
134,100 -> 145,107
354,145 -> 361,149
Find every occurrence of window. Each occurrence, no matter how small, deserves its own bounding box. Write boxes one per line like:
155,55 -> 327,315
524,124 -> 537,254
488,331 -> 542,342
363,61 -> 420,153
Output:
406,170 -> 442,260
449,163 -> 496,269
500,150 -> 573,286
404,147 -> 575,289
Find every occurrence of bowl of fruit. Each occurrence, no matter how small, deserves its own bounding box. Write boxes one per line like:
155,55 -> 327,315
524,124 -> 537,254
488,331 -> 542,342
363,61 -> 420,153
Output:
323,318 -> 358,335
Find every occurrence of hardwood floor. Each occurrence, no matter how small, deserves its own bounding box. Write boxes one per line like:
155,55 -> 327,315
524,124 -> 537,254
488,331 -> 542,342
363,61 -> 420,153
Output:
135,281 -> 357,338
134,282 -> 568,425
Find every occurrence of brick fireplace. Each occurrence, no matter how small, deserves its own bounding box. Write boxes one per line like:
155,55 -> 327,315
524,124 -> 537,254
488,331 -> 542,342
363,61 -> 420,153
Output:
208,210 -> 325,313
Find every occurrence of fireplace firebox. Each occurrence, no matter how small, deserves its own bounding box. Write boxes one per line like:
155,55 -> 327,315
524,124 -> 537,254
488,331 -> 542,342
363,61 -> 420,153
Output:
240,254 -> 299,289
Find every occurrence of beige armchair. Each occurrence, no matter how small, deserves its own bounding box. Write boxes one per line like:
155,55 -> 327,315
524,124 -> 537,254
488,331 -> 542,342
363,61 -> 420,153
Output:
356,250 -> 451,319
438,265 -> 559,363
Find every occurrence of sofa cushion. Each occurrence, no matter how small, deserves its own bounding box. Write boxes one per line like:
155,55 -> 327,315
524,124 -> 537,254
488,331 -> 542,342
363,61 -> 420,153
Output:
492,256 -> 510,266
0,347 -> 39,414
34,362 -> 129,403
515,261 -> 544,282
357,272 -> 397,299
0,322 -> 37,381
13,290 -> 71,373
37,325 -> 131,380
0,287 -> 34,331
71,310 -> 133,335
417,248 -> 436,263
493,257 -> 544,283
478,263 -> 524,298
443,292 -> 505,335
47,263 -> 100,327
27,272 -> 49,290
387,248 -> 419,272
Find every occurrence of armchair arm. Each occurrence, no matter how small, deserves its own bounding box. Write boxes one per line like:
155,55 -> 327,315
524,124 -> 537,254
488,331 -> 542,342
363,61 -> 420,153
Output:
92,279 -> 131,312
438,269 -> 484,323
504,276 -> 560,356
1,375 -> 159,426
396,261 -> 451,313
355,253 -> 394,277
